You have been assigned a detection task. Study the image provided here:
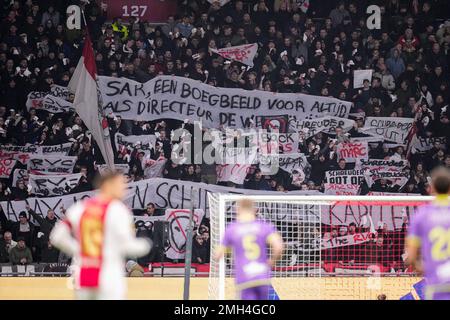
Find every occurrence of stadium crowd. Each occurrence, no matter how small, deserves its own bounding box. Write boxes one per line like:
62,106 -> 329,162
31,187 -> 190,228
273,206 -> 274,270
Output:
0,0 -> 449,273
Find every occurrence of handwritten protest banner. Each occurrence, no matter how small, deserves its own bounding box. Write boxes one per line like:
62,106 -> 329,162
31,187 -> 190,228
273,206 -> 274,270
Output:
364,170 -> 409,188
12,168 -> 29,186
355,158 -> 408,172
165,208 -> 205,259
28,155 -> 77,174
258,115 -> 289,133
0,178 -> 317,222
29,173 -> 82,196
216,163 -> 250,185
0,150 -> 30,165
1,143 -> 72,156
258,131 -> 299,154
325,169 -> 365,185
324,183 -> 360,195
353,69 -> 373,88
0,159 -> 17,178
260,153 -> 310,176
293,116 -> 354,137
98,75 -> 352,129
115,133 -> 157,158
409,135 -> 446,153
362,117 -> 414,144
337,141 -> 368,163
143,157 -> 167,179
98,164 -> 130,175
206,0 -> 231,6
322,232 -> 371,249
211,43 -> 258,66
39,95 -> 74,113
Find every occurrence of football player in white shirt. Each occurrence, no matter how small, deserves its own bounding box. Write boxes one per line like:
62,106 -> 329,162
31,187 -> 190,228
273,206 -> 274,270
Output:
50,172 -> 151,300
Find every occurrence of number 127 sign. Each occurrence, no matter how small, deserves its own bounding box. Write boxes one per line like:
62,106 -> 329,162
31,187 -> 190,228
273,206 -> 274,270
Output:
104,0 -> 177,23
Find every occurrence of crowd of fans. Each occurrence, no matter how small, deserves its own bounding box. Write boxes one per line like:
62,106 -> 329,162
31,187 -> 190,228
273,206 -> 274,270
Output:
0,0 -> 449,272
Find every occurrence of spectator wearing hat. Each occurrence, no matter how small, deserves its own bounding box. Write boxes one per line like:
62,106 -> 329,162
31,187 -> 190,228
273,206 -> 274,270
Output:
126,260 -> 145,277
9,237 -> 33,265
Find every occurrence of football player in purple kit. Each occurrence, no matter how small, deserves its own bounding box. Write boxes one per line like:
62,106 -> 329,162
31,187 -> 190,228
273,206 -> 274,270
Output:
407,167 -> 450,300
214,198 -> 283,300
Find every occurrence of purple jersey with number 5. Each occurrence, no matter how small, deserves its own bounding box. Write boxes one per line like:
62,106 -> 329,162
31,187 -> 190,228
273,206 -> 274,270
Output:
408,202 -> 450,297
222,220 -> 277,288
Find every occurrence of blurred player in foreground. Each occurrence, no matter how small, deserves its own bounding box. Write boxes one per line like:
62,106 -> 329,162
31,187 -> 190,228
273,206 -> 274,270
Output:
407,166 -> 450,300
214,198 -> 283,300
50,172 -> 151,300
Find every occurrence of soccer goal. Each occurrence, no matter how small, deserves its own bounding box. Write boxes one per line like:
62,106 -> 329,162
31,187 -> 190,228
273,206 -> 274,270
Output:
207,193 -> 432,300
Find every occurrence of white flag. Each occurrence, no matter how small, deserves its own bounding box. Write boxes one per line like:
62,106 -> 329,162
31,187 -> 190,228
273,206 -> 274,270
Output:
296,0 -> 310,13
68,32 -> 115,169
211,43 -> 258,67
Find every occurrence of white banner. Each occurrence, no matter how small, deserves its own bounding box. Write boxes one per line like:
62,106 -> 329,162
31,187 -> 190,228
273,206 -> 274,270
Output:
0,178 -> 317,222
143,157 -> 167,179
28,155 -> 77,174
50,85 -> 70,100
353,69 -> 373,88
258,131 -> 299,154
216,164 -> 250,185
165,208 -> 205,260
1,143 -> 72,156
337,141 -> 368,163
12,168 -> 29,186
260,153 -> 310,176
410,135 -> 446,153
115,133 -> 157,158
356,158 -> 408,172
26,91 -> 48,110
134,209 -> 209,260
98,164 -> 130,175
99,75 -> 352,129
325,169 -> 365,185
40,95 -> 74,113
362,117 -> 414,144
207,0 -> 230,6
29,173 -> 82,196
292,116 -> 354,137
26,85 -> 70,111
0,150 -> 30,165
364,170 -> 409,188
211,43 -> 258,67
321,193 -> 417,231
0,143 -> 72,165
0,159 -> 17,178
133,215 -> 164,231
321,232 -> 371,249
324,183 -> 360,195
296,0 -> 310,13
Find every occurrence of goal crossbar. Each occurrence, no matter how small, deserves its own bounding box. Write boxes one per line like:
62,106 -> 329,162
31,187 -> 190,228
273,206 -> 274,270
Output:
208,193 -> 436,300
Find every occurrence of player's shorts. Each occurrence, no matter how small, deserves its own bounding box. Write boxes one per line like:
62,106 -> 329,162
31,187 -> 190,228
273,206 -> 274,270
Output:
427,291 -> 450,300
238,285 -> 270,300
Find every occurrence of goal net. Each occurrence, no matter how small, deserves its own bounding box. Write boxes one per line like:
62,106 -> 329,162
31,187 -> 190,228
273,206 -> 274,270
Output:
207,193 -> 431,300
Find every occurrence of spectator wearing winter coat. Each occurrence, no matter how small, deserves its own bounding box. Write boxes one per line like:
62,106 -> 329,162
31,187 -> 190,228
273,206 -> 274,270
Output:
9,237 -> 33,265
373,64 -> 395,92
386,49 -> 406,79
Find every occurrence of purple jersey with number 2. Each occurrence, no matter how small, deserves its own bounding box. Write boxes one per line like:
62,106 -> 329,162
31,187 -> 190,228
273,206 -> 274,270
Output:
408,201 -> 450,299
222,220 -> 277,288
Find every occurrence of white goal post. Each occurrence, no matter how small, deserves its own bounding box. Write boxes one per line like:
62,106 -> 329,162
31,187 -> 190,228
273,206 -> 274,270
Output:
207,193 -> 433,300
